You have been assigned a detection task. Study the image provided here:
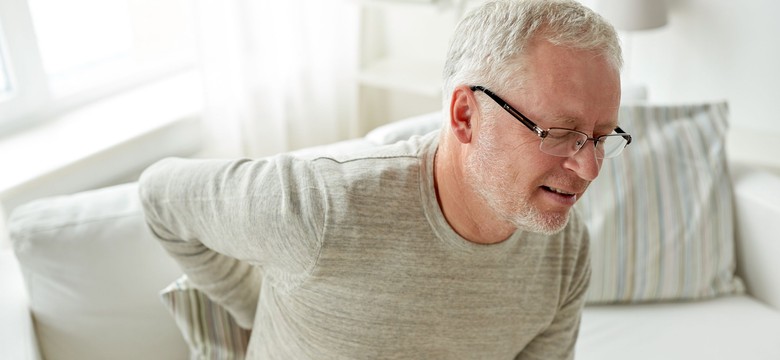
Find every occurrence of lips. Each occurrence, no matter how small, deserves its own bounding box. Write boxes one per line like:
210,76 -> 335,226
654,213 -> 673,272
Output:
543,186 -> 576,196
541,185 -> 580,206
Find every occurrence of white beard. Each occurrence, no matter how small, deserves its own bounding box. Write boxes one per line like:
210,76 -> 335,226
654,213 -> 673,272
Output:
464,121 -> 570,235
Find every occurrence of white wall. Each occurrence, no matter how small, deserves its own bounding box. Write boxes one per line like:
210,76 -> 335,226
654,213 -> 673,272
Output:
374,0 -> 780,170
608,0 -> 780,170
626,0 -> 777,129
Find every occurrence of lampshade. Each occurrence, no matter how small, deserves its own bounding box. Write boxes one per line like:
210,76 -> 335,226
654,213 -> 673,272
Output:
598,0 -> 668,31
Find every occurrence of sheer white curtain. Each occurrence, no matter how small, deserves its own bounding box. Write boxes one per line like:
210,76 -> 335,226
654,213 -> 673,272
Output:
193,0 -> 360,158
0,206 -> 8,249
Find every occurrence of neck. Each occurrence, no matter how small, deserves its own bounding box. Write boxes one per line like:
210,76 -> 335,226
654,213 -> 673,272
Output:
434,138 -> 516,244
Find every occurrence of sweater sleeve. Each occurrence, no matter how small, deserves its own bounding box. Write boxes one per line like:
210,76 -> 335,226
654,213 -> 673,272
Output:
138,156 -> 326,328
515,216 -> 592,360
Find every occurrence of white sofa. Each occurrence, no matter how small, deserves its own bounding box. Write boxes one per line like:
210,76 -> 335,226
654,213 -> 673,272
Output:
5,109 -> 780,360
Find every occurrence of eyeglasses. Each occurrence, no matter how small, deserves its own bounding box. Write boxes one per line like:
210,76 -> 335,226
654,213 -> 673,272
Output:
470,85 -> 632,159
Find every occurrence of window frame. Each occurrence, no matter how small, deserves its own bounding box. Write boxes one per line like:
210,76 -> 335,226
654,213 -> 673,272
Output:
0,0 -> 52,135
0,0 -> 198,137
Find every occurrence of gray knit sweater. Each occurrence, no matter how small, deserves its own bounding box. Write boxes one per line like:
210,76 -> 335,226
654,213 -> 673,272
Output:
139,132 -> 590,359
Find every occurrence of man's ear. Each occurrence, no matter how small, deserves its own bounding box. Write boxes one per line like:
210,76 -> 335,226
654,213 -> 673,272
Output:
448,85 -> 477,144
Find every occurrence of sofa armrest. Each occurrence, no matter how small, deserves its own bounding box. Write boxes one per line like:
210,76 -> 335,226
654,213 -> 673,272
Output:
730,163 -> 780,310
0,250 -> 41,360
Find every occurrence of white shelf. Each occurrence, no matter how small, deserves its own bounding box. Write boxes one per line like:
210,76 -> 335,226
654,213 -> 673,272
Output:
358,57 -> 443,97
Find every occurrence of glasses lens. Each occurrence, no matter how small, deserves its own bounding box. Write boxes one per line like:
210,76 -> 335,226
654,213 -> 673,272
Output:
598,134 -> 629,159
541,129 -> 630,158
541,129 -> 587,157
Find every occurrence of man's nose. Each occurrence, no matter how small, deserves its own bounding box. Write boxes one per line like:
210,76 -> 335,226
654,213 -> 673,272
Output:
564,143 -> 601,181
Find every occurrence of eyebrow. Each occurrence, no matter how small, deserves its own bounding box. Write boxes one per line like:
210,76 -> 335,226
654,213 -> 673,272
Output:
548,114 -> 616,129
546,115 -> 619,136
551,116 -> 578,126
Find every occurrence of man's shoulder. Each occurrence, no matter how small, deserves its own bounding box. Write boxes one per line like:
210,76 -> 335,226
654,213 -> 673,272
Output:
301,132 -> 438,176
285,133 -> 437,204
311,132 -> 437,165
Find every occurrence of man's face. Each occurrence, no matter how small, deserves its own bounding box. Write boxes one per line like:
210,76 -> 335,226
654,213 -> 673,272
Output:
465,41 -> 621,235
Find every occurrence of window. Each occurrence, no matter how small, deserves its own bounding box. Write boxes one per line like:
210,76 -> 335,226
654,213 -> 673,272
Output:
0,0 -> 197,135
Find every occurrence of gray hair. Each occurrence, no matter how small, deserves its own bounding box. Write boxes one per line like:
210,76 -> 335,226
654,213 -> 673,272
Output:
442,0 -> 622,111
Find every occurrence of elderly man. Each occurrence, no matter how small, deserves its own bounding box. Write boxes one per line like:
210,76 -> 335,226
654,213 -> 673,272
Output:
139,0 -> 628,358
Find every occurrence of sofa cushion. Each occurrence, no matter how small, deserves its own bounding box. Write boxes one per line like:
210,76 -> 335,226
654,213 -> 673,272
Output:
8,183 -> 188,360
575,102 -> 744,303
365,111 -> 442,145
160,275 -> 251,359
577,295 -> 780,359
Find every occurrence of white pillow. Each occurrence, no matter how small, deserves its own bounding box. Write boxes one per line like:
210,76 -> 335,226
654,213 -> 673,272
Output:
365,111 -> 442,145
8,183 -> 188,360
576,102 -> 744,303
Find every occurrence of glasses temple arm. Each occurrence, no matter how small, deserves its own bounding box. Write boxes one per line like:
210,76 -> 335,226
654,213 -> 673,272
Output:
614,126 -> 632,145
470,86 -> 543,136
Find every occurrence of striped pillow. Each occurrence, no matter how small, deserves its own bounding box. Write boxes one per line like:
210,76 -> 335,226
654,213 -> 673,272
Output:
576,102 -> 745,303
160,276 -> 251,359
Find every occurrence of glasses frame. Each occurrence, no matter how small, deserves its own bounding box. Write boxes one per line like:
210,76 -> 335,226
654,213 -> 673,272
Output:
470,85 -> 632,158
